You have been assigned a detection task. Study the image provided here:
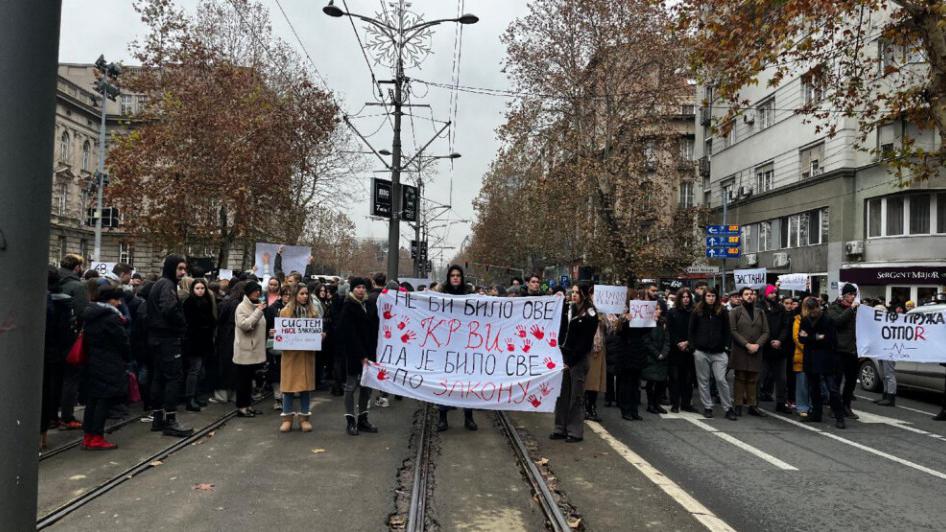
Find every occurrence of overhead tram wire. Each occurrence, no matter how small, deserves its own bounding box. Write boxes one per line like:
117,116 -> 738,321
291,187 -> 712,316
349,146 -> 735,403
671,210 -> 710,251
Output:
342,0 -> 396,131
273,0 -> 332,90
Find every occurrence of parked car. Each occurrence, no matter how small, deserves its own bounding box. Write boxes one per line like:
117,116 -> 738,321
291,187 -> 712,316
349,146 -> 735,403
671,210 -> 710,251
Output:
859,303 -> 946,394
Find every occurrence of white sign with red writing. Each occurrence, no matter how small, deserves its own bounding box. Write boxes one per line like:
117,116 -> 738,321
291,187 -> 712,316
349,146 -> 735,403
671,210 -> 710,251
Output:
273,317 -> 323,351
361,290 -> 566,412
856,306 -> 946,362
593,285 -> 628,314
627,300 -> 658,328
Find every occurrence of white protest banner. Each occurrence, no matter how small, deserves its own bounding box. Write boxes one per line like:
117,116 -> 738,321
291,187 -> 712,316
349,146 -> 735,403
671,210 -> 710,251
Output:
254,242 -> 310,278
778,273 -> 809,291
218,268 -> 234,280
734,268 -> 767,289
91,262 -> 116,277
856,306 -> 946,362
593,285 -> 628,314
273,317 -> 323,351
627,300 -> 658,328
361,291 -> 566,412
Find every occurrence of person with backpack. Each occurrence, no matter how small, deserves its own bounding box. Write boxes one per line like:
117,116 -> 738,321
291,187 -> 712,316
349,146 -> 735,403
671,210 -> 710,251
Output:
42,267 -> 75,450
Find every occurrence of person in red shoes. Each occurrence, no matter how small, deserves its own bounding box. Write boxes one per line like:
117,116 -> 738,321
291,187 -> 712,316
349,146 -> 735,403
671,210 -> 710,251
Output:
80,286 -> 132,450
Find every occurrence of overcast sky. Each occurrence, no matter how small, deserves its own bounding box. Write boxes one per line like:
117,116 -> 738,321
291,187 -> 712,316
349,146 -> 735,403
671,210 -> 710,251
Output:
59,0 -> 532,269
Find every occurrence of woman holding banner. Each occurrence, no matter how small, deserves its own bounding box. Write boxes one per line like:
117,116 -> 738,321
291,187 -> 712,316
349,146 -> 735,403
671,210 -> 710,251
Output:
277,284 -> 323,433
551,282 -> 598,443
436,265 -> 478,432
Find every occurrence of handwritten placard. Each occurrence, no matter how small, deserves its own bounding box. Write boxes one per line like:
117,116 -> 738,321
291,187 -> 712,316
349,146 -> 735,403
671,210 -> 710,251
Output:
856,306 -> 946,362
778,273 -> 808,291
734,268 -> 767,289
593,285 -> 628,314
627,300 -> 658,328
361,291 -> 565,412
273,317 -> 323,351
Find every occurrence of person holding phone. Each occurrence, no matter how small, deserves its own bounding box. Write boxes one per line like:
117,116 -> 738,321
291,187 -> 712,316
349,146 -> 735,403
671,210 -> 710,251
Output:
233,281 -> 267,417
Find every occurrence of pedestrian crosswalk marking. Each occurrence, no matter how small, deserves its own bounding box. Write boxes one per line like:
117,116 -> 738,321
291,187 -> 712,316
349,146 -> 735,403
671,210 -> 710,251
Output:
659,412 -> 798,471
853,410 -> 946,443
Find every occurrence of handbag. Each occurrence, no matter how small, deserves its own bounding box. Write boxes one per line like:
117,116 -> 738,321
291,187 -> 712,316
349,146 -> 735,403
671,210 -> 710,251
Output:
127,371 -> 141,403
65,331 -> 87,366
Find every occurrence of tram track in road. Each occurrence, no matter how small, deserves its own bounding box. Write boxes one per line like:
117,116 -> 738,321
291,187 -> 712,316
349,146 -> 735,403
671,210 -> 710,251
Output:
39,415 -> 141,462
397,406 -> 574,532
36,393 -> 271,530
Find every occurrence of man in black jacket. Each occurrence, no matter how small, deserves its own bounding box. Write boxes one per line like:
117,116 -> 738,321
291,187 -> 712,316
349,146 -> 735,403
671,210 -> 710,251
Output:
827,283 -> 860,419
338,277 -> 378,435
146,255 -> 193,437
760,285 -> 791,413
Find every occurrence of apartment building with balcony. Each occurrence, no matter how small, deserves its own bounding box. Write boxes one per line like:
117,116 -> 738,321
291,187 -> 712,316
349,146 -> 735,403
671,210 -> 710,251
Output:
693,29 -> 946,305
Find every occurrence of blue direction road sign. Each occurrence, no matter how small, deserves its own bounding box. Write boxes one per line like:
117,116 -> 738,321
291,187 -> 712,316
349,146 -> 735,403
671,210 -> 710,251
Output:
705,247 -> 741,259
706,235 -> 741,247
706,224 -> 741,236
560,275 -> 570,287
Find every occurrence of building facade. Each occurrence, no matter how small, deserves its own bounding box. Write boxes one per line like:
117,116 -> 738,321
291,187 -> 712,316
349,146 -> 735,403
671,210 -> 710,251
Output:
693,30 -> 946,306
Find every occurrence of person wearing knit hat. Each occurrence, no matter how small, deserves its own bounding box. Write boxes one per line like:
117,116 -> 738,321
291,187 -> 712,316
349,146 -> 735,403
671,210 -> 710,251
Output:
760,283 -> 791,413
338,275 -> 378,435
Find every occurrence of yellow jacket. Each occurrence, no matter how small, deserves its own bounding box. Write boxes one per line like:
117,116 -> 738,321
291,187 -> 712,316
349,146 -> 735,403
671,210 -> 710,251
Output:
791,314 -> 804,372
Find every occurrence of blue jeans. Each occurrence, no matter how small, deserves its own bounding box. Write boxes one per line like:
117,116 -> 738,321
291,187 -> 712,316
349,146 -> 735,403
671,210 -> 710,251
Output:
794,372 -> 810,413
282,391 -> 311,415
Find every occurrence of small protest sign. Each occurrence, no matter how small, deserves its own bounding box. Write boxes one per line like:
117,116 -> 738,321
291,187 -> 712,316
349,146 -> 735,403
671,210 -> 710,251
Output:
254,242 -> 310,277
218,268 -> 234,280
856,306 -> 946,363
627,300 -> 658,328
273,317 -> 323,351
734,268 -> 767,289
361,291 -> 566,412
91,262 -> 116,277
778,273 -> 809,291
593,285 -> 628,314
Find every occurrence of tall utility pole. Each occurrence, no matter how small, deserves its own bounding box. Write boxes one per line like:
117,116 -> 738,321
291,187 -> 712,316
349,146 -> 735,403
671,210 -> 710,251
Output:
323,1 -> 477,282
91,56 -> 120,262
0,2 -> 61,528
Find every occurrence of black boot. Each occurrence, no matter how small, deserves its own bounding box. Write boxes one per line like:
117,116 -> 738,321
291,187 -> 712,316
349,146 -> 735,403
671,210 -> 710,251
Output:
588,403 -> 602,422
464,410 -> 478,431
162,412 -> 193,437
734,405 -> 743,417
357,413 -> 378,433
843,405 -> 859,419
346,415 -> 359,436
876,394 -> 896,407
185,398 -> 202,412
437,410 -> 449,432
196,396 -> 208,407
150,410 -> 165,432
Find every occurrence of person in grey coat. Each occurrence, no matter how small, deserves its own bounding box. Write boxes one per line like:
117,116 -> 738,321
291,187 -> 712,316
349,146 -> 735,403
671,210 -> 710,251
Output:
729,286 -> 770,416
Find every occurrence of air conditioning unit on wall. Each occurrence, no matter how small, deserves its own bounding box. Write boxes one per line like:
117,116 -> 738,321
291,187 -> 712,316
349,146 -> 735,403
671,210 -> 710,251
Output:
845,240 -> 864,256
744,253 -> 758,266
772,252 -> 790,268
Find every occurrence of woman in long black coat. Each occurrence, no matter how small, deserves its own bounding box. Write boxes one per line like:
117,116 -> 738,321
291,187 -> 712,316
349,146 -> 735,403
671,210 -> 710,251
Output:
183,278 -> 216,411
666,288 -> 696,413
337,277 -> 376,435
211,280 -> 245,404
81,287 -> 131,450
799,297 -> 844,428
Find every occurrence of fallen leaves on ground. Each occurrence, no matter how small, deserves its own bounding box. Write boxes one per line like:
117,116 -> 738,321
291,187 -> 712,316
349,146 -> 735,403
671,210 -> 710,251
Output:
193,483 -> 215,491
149,460 -> 163,467
536,457 -> 550,466
311,448 -> 326,454
567,516 -> 582,529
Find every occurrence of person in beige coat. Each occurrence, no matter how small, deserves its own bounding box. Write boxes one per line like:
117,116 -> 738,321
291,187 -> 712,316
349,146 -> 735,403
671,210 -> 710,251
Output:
583,318 -> 608,422
277,284 -> 324,433
234,281 -> 267,417
729,286 -> 770,416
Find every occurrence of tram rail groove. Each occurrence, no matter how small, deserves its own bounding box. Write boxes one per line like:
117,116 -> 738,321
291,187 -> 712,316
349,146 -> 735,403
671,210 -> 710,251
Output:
39,415 -> 141,462
496,411 -> 572,532
405,404 -> 433,532
36,394 -> 271,530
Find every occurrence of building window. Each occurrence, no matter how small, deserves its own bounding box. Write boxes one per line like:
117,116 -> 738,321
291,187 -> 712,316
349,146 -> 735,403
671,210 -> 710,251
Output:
82,141 -> 92,171
79,239 -> 89,263
743,224 -> 757,253
57,182 -> 68,216
821,207 -> 830,242
756,97 -> 775,130
721,178 -> 735,204
703,190 -> 712,206
680,137 -> 695,160
759,221 -> 772,251
754,162 -> 774,193
119,242 -> 133,265
779,217 -> 789,248
877,121 -> 902,157
58,131 -> 70,163
886,196 -> 905,235
680,104 -> 695,115
868,198 -> 883,237
680,181 -> 694,208
937,193 -> 946,234
58,236 -> 67,263
120,95 -> 136,115
704,137 -> 713,158
909,194 -> 930,234
724,121 -> 736,148
800,143 -> 824,179
802,75 -> 823,106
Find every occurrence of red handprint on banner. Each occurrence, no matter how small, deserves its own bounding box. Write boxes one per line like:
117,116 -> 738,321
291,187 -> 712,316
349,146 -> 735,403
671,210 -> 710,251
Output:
530,324 -> 546,340
540,382 -> 552,396
382,304 -> 394,320
528,394 -> 542,408
377,367 -> 388,381
400,331 -> 417,344
543,357 -> 556,370
515,324 -> 527,338
547,332 -> 558,348
381,288 -> 389,294
522,339 -> 533,353
383,326 -> 392,340
397,317 -> 411,330
505,338 -> 516,352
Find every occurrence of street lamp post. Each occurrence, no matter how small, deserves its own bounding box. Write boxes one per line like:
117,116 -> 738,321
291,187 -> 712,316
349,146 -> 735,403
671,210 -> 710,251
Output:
324,1 -> 476,282
92,55 -> 120,263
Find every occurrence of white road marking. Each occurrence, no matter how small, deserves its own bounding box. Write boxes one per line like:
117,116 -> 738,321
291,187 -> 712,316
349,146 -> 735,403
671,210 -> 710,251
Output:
765,410 -> 946,481
855,394 -> 938,416
586,421 -> 736,532
854,410 -> 946,442
661,411 -> 797,471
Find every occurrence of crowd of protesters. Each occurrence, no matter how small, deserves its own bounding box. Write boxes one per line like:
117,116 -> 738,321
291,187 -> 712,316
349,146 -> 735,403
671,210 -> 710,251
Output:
41,250 -> 946,452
